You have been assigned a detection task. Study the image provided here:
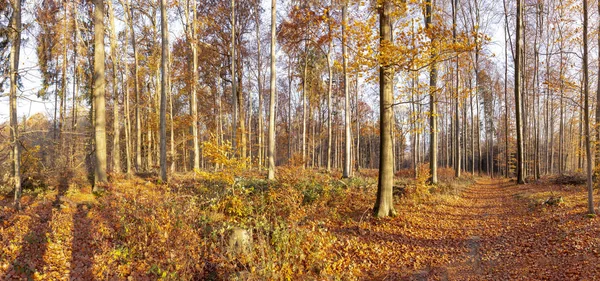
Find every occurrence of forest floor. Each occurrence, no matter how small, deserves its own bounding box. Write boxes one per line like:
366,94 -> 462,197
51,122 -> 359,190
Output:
1,170 -> 600,280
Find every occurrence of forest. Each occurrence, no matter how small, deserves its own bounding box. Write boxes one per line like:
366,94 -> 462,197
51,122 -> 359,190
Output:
2,0 -> 600,279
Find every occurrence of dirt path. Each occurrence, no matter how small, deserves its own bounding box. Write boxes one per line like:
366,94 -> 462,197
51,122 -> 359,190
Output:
328,178 -> 600,280
435,178 -> 599,280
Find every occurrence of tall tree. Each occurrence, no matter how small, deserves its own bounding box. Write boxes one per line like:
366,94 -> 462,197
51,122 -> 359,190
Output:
342,0 -> 352,178
93,0 -> 108,187
582,0 -> 594,214
9,0 -> 22,209
426,0 -> 438,184
159,0 -> 168,182
108,0 -> 121,174
267,0 -> 277,180
452,0 -> 461,178
515,0 -> 525,184
326,4 -> 334,172
190,0 -> 200,171
374,0 -> 396,218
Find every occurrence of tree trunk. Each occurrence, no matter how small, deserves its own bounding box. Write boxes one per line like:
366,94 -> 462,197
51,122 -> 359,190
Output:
9,0 -> 22,209
583,0 -> 595,214
108,0 -> 121,174
93,0 -> 108,187
342,1 -> 352,178
426,0 -> 437,184
326,7 -> 333,173
123,22 -> 132,176
267,0 -> 277,180
374,0 -> 396,218
452,0 -> 461,178
159,0 -> 168,182
515,0 -> 525,184
192,1 -> 201,170
255,0 -> 264,169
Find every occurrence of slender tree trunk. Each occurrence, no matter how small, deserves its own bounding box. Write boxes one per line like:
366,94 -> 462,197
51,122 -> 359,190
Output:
596,0 -> 600,172
583,0 -> 595,214
231,0 -> 238,155
302,45 -> 308,169
355,72 -> 361,172
515,0 -> 525,184
374,0 -> 396,218
426,0 -> 438,184
60,2 -> 68,145
123,24 -> 132,176
504,23 -> 509,177
342,1 -> 352,178
159,0 -> 168,182
185,0 -> 200,171
267,0 -> 277,180
452,0 -> 461,178
9,0 -> 22,209
255,0 -> 264,169
108,0 -> 121,174
326,7 -> 333,173
93,0 -> 108,187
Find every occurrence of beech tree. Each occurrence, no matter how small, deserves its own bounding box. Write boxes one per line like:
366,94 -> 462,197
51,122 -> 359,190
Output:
267,0 -> 276,180
373,0 -> 396,218
8,0 -> 22,209
93,0 -> 108,187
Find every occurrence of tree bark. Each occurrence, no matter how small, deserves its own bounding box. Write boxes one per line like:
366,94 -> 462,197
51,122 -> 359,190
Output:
342,1 -> 352,178
374,0 -> 396,218
267,0 -> 277,180
515,0 -> 525,184
9,0 -> 22,209
108,0 -> 121,174
583,0 -> 595,214
426,0 -> 437,184
452,0 -> 461,178
159,0 -> 168,182
326,6 -> 333,172
255,0 -> 264,169
93,0 -> 108,187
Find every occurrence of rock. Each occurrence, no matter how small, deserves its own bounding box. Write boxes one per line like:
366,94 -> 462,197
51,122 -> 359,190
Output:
228,227 -> 252,254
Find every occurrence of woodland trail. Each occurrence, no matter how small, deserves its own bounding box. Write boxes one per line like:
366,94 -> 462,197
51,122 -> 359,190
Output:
328,178 -> 600,280
408,178 -> 600,280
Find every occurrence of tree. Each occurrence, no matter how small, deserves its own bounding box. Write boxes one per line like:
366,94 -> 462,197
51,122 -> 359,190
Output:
373,0 -> 396,218
190,0 -> 200,171
9,0 -> 22,209
342,0 -> 352,178
93,0 -> 108,187
267,0 -> 277,180
108,0 -> 121,174
159,0 -> 168,182
582,0 -> 594,214
514,0 -> 525,184
452,0 -> 461,178
426,0 -> 438,184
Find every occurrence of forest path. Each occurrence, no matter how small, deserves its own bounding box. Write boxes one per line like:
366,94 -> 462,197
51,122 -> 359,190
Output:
330,177 -> 600,280
440,178 -> 599,280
